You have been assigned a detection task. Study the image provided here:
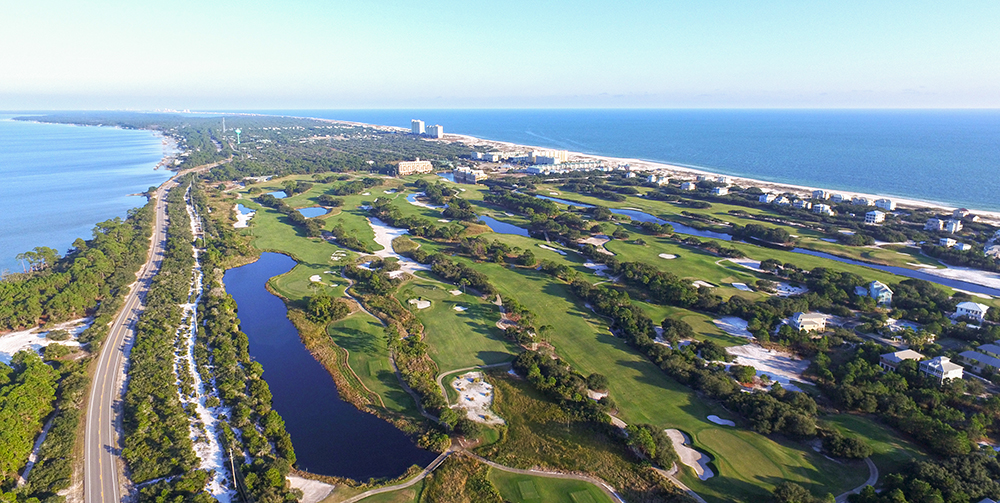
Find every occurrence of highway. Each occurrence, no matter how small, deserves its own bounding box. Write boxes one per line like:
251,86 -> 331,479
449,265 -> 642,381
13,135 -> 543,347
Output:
84,177 -> 177,503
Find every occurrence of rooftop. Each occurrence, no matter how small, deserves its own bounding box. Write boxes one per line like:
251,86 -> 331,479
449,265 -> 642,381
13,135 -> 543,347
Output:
881,349 -> 924,364
957,301 -> 991,312
960,351 -> 1000,370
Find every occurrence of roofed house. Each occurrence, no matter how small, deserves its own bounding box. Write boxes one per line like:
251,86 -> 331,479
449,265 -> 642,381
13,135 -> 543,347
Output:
866,280 -> 893,307
791,312 -> 827,332
959,351 -> 1000,374
919,356 -> 963,383
956,301 -> 990,322
880,349 -> 924,372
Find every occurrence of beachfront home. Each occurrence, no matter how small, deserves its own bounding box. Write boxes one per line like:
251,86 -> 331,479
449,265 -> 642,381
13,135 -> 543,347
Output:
775,196 -> 791,206
939,238 -> 957,248
793,199 -> 812,210
813,204 -> 834,216
954,208 -> 971,218
852,196 -> 873,206
945,219 -> 964,234
925,218 -> 945,231
712,187 -> 729,196
875,198 -> 897,211
680,181 -> 696,190
956,301 -> 990,322
791,312 -> 827,332
919,356 -> 964,383
959,351 -> 1000,374
759,193 -> 777,203
812,190 -> 830,200
986,245 -> 1000,259
880,349 -> 925,372
716,176 -> 730,184
696,175 -> 709,182
830,194 -> 846,203
956,243 -> 973,251
865,210 -> 886,225
647,175 -> 668,185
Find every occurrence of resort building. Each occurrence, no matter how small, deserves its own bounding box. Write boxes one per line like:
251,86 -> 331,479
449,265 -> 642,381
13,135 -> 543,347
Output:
879,349 -> 925,372
680,181 -> 697,190
945,219 -> 964,233
925,218 -> 945,231
919,356 -> 964,383
791,312 -> 827,332
425,124 -> 444,138
712,187 -> 729,195
959,351 -> 1000,374
812,190 -> 830,200
875,198 -> 897,211
411,119 -> 425,135
758,193 -> 777,203
939,238 -> 957,247
852,196 -> 873,206
793,199 -> 812,210
397,158 -> 434,176
470,152 -> 501,162
454,167 -> 487,184
864,210 -> 886,225
813,204 -> 834,216
956,301 -> 990,322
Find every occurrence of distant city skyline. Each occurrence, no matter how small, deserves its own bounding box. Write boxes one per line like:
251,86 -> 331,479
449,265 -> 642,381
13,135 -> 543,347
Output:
2,0 -> 998,109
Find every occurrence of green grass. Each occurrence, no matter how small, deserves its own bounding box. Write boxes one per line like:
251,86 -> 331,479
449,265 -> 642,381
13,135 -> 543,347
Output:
635,301 -> 748,347
822,414 -> 927,474
489,470 -> 613,503
348,479 -> 424,502
396,278 -> 518,373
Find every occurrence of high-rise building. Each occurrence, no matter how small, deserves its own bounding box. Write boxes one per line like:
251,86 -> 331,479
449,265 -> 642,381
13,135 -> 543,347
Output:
426,124 -> 443,138
411,119 -> 425,135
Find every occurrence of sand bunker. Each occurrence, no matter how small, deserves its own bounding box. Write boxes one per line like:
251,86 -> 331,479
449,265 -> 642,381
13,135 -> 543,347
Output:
665,429 -> 714,480
287,476 -> 334,503
712,317 -> 754,339
406,192 -> 446,210
408,299 -> 431,309
453,305 -> 467,312
449,290 -> 462,296
367,217 -> 431,276
538,244 -> 567,255
731,282 -> 753,291
692,280 -> 716,289
309,275 -> 322,282
233,204 -> 255,228
658,253 -> 677,259
726,344 -> 809,392
774,282 -> 809,297
727,258 -> 763,272
707,415 -> 736,427
451,372 -> 504,425
438,219 -> 451,223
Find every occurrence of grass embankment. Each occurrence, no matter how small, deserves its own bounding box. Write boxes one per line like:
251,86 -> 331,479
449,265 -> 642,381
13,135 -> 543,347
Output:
823,414 -> 927,475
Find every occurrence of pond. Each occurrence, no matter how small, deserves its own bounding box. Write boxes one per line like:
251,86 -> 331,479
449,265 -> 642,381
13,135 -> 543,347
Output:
790,248 -> 1000,297
223,253 -> 436,479
236,204 -> 254,215
268,191 -> 287,199
533,195 -> 732,241
478,215 -> 530,237
436,172 -> 455,182
297,207 -> 327,218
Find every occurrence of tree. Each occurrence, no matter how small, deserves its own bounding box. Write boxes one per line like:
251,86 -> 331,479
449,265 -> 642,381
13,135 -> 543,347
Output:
731,365 -> 757,384
772,481 -> 816,503
587,373 -> 609,391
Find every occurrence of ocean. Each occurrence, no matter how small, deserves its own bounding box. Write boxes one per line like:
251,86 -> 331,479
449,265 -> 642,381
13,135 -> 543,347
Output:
249,109 -> 1000,212
0,117 -> 173,274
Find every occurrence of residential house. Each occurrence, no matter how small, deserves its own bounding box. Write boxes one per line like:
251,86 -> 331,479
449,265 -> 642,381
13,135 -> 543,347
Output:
880,349 -> 925,372
867,280 -> 894,307
955,243 -> 973,251
680,181 -> 696,190
712,187 -> 729,195
940,238 -> 957,247
830,194 -> 846,203
977,344 -> 1000,359
985,244 -> 1000,259
865,210 -> 885,224
813,204 -> 834,216
956,301 -> 991,322
791,312 -> 827,332
959,351 -> 1000,374
793,199 -> 812,210
945,219 -> 964,233
716,176 -> 730,184
919,356 -> 964,383
852,196 -> 873,206
775,196 -> 791,206
759,193 -> 777,203
925,218 -> 945,231
954,208 -> 971,218
875,198 -> 897,211
812,190 -> 830,200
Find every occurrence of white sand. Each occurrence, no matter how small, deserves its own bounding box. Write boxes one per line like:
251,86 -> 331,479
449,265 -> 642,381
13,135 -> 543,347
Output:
0,319 -> 89,365
583,262 -> 611,278
233,204 -> 255,228
438,219 -> 451,223
451,372 -> 504,425
367,217 -> 431,276
309,275 -> 322,282
726,258 -> 763,272
538,244 -> 568,255
287,476 -> 334,503
712,317 -> 754,339
406,192 -> 446,210
549,192 -> 560,195
774,282 -> 809,297
918,265 -> 1000,291
658,253 -> 677,259
587,390 -> 608,401
731,282 -> 753,291
408,299 -> 431,309
726,344 -> 810,392
453,305 -> 468,312
707,415 -> 736,427
692,280 -> 716,289
665,429 -> 714,480
449,290 -> 462,296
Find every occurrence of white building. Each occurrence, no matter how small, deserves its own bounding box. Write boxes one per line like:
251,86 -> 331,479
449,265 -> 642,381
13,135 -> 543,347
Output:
791,312 -> 827,332
985,244 -> 1000,258
647,175 -> 668,185
852,196 -> 873,206
696,175 -> 709,182
954,208 -> 971,218
925,218 -> 945,231
830,194 -> 846,203
716,176 -> 730,184
956,301 -> 990,322
775,196 -> 791,206
939,237 -> 957,247
813,204 -> 835,216
880,349 -> 924,372
759,193 -> 777,203
793,199 -> 812,210
959,350 -> 1000,374
945,219 -> 964,233
955,243 -> 973,251
411,119 -> 425,135
812,190 -> 830,200
454,167 -> 487,184
919,356 -> 964,383
875,198 -> 897,211
397,158 -> 434,176
425,124 -> 444,138
712,187 -> 729,195
680,181 -> 697,190
865,210 -> 886,224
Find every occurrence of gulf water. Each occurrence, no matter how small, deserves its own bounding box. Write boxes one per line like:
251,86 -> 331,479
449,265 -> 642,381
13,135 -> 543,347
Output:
0,117 -> 172,274
253,109 -> 1000,212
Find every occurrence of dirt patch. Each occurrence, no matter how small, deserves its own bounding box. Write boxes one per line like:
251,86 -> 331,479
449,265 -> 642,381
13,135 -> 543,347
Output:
451,372 -> 504,424
725,344 -> 810,392
287,476 -> 334,503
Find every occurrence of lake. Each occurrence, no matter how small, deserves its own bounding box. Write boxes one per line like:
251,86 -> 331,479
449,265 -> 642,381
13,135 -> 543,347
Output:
478,216 -> 529,236
223,252 -> 436,479
297,207 -> 327,218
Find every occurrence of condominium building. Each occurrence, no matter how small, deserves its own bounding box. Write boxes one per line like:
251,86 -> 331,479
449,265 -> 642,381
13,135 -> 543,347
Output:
426,124 -> 444,138
397,158 -> 434,176
411,119 -> 425,134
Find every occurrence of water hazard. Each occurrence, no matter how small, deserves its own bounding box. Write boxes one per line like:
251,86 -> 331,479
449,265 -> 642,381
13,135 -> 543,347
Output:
534,195 -> 732,240
478,215 -> 530,236
223,252 -> 436,479
296,207 -> 327,218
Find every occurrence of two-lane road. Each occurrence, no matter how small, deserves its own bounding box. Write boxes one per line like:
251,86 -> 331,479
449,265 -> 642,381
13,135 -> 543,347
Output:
84,177 -> 177,503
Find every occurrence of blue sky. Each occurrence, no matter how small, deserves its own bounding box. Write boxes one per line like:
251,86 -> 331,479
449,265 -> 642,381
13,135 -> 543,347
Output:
2,0 -> 998,109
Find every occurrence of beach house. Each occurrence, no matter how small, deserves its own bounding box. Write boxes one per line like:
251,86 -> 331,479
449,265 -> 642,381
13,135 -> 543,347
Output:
925,218 -> 945,231
956,301 -> 990,322
759,193 -> 777,203
680,181 -> 696,190
939,238 -> 957,248
712,187 -> 729,195
919,356 -> 963,383
879,349 -> 924,372
857,280 -> 894,307
944,219 -> 963,234
955,243 -> 973,251
813,204 -> 834,216
875,198 -> 897,211
791,312 -> 827,332
959,350 -> 1000,374
812,190 -> 830,200
865,210 -> 885,224
793,199 -> 812,210
852,196 -> 872,206
775,196 -> 791,206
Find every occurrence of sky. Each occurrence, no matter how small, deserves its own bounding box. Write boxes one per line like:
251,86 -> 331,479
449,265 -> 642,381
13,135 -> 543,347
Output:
2,0 -> 998,109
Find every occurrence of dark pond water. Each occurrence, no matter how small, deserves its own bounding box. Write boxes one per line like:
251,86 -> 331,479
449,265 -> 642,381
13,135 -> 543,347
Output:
236,204 -> 254,215
268,191 -> 287,199
436,172 -> 455,182
223,252 -> 436,479
478,215 -> 530,236
297,207 -> 327,218
790,248 -> 1000,297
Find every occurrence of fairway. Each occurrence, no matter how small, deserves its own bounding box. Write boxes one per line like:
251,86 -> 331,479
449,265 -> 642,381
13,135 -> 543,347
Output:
488,469 -> 612,503
823,414 -> 927,474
